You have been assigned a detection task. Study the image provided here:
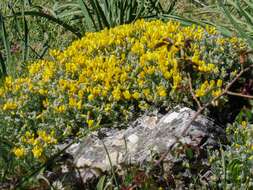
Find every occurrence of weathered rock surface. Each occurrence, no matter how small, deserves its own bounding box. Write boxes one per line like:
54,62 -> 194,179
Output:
62,107 -> 226,183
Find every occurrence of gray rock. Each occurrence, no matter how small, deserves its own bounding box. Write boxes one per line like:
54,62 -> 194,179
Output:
62,107 -> 226,183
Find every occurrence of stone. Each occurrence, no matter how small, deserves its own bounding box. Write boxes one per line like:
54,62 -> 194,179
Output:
59,106 -> 226,183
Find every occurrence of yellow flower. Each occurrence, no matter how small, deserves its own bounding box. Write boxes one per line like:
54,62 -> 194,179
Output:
55,105 -> 66,113
32,145 -> 43,159
38,89 -> 48,95
12,147 -> 25,158
212,89 -> 222,97
3,101 -> 18,110
123,90 -> 131,100
42,99 -> 49,108
112,88 -> 121,101
104,105 -> 110,113
206,25 -> 217,35
209,80 -> 215,88
132,91 -> 140,99
87,119 -> 94,128
69,97 -> 81,109
77,100 -> 82,110
131,41 -> 145,55
241,121 -> 247,128
138,102 -> 149,110
88,94 -> 95,101
173,74 -> 181,89
217,79 -> 223,88
37,130 -> 57,144
157,85 -> 167,97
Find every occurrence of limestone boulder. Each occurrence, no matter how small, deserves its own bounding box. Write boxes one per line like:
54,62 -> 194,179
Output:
62,107 -> 226,183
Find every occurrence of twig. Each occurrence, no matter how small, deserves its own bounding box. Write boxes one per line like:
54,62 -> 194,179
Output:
182,64 -> 253,136
227,91 -> 253,99
153,135 -> 180,167
188,73 -> 202,109
100,138 -> 119,189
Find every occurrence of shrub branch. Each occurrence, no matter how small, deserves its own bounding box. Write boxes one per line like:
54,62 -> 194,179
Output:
226,91 -> 253,99
182,64 -> 253,136
187,73 -> 202,109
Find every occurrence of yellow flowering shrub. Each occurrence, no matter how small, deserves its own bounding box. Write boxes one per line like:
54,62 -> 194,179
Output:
0,20 -> 248,159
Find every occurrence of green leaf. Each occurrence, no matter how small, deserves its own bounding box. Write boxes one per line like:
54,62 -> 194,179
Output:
96,175 -> 106,190
22,7 -> 29,64
0,12 -> 12,75
78,0 -> 97,31
185,148 -> 194,160
236,0 -> 253,26
8,10 -> 82,38
0,52 -> 7,78
218,1 -> 253,48
92,0 -> 110,28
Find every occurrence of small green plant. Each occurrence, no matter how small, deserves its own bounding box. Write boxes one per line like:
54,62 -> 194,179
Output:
209,118 -> 253,189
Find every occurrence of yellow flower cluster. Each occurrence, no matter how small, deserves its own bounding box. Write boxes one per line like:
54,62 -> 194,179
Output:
12,147 -> 25,158
12,130 -> 57,160
0,20 -> 246,157
3,101 -> 18,110
233,121 -> 253,153
191,52 -> 218,72
195,79 -> 223,98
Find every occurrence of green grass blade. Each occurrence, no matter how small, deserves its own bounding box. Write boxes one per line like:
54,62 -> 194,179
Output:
0,12 -> 12,75
244,0 -> 253,10
54,3 -> 80,12
96,175 -> 106,190
109,0 -> 117,26
57,10 -> 83,19
22,8 -> 29,64
103,0 -> 112,26
8,6 -> 41,59
236,0 -> 253,26
93,0 -> 110,28
89,0 -> 103,30
132,0 -> 144,22
77,0 -> 97,31
7,10 -> 82,38
39,40 -> 49,59
218,1 -> 253,48
159,13 -> 233,36
0,52 -> 7,78
131,0 -> 139,22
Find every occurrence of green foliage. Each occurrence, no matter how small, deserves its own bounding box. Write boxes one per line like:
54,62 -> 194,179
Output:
209,117 -> 253,189
181,0 -> 253,47
218,0 -> 253,49
0,19 -> 251,188
0,0 -> 253,188
0,0 -> 78,79
53,0 -> 176,33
